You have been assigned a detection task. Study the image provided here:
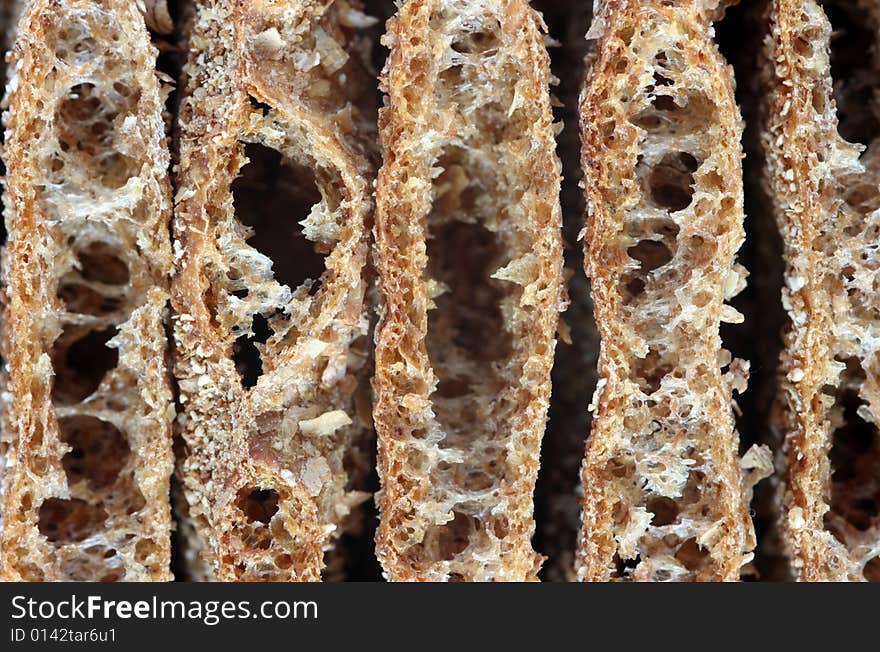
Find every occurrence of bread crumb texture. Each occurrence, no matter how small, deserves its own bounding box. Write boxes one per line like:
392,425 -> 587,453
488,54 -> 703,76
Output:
171,0 -> 375,581
0,0 -> 174,581
764,0 -> 880,581
373,0 -> 565,581
577,0 -> 765,582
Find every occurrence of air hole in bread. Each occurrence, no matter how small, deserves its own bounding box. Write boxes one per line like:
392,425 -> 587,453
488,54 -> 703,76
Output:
632,348 -> 673,396
793,35 -> 814,58
232,142 -> 326,292
50,326 -> 119,405
608,456 -> 635,479
621,218 -> 679,302
57,241 -> 129,315
631,76 -> 716,141
446,463 -> 496,492
57,282 -> 124,315
621,275 -> 647,299
825,368 -> 880,537
647,495 -> 679,526
653,72 -> 673,88
54,82 -> 138,188
826,1 -> 880,146
628,239 -> 673,274
438,64 -> 465,92
238,486 -> 280,525
232,313 -> 272,389
425,214 -> 514,461
423,510 -> 472,561
646,151 -> 698,212
864,556 -> 880,581
492,514 -> 509,539
59,415 -> 129,490
450,27 -> 500,55
653,94 -> 678,112
425,152 -> 512,342
76,242 -> 130,285
37,498 -> 108,543
612,552 -> 640,578
247,94 -> 272,117
674,537 -> 709,572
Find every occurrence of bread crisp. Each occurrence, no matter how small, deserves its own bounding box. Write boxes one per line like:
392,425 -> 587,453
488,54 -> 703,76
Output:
763,0 -> 880,581
577,0 -> 765,581
373,0 -> 565,581
172,0 -> 376,581
0,0 -> 174,581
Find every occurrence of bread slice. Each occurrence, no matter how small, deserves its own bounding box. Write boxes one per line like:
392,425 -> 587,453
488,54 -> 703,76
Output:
373,0 -> 565,582
577,0 -> 763,581
0,0 -> 174,581
762,0 -> 880,581
172,0 -> 376,581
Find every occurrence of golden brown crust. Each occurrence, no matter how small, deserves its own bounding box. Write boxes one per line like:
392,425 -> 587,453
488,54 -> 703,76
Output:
0,0 -> 174,581
577,0 -> 761,582
373,0 -> 565,581
172,0 -> 376,581
763,0 -> 880,581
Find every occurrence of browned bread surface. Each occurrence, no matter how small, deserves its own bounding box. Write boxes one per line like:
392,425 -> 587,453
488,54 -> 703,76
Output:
0,0 -> 174,581
577,0 -> 765,582
763,0 -> 880,581
373,0 -> 565,581
172,0 -> 376,581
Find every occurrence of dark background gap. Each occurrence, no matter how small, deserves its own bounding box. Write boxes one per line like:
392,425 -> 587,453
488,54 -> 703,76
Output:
715,0 -> 788,580
531,1 -> 598,581
151,0 -> 194,582
329,0 -> 395,582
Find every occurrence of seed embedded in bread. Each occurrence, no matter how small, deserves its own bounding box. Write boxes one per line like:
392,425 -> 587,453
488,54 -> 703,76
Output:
373,0 -> 566,582
172,0 -> 376,581
0,0 -> 174,581
577,0 -> 765,582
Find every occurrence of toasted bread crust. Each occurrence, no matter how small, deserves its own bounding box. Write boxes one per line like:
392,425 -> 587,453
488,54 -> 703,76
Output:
172,0 -> 375,581
0,0 -> 174,581
577,0 -> 758,582
373,0 -> 565,581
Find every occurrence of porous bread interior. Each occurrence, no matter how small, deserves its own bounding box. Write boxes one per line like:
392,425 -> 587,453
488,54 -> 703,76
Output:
0,0 -> 174,581
172,0 -> 375,581
764,0 -> 880,581
577,1 -> 762,582
373,0 -> 564,581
